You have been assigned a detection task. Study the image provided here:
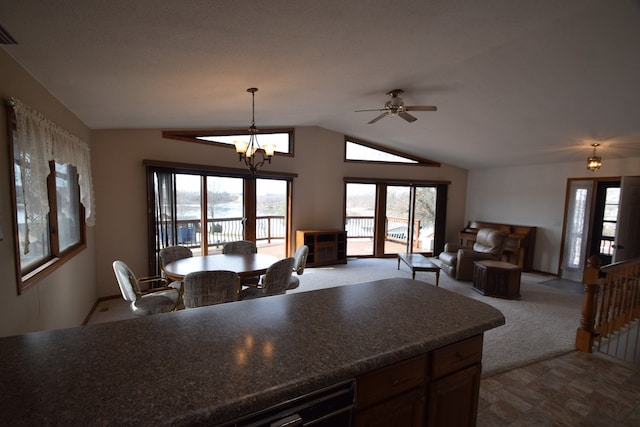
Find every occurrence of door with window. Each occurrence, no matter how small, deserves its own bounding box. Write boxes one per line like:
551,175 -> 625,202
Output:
345,181 -> 444,258
561,176 -> 640,279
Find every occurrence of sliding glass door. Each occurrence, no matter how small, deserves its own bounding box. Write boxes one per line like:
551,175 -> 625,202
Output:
345,180 -> 445,258
147,165 -> 291,274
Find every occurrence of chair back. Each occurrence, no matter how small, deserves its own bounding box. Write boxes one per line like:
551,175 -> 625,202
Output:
222,240 -> 257,255
158,245 -> 193,278
182,270 -> 240,308
473,228 -> 507,258
112,260 -> 141,302
293,245 -> 309,275
262,257 -> 295,295
159,245 -> 193,272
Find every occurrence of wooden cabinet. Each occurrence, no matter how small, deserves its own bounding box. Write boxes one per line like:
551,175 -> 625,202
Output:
427,335 -> 483,427
296,229 -> 347,267
354,335 -> 483,427
354,355 -> 426,427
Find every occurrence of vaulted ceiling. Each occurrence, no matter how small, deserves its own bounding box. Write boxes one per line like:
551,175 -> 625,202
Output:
2,0 -> 639,169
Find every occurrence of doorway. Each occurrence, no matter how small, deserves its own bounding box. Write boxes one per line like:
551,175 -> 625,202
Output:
560,176 -> 640,280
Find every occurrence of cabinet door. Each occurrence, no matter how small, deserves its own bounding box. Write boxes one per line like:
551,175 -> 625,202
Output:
427,364 -> 481,427
354,388 -> 424,427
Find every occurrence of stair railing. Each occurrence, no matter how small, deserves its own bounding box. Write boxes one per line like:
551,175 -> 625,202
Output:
576,255 -> 640,358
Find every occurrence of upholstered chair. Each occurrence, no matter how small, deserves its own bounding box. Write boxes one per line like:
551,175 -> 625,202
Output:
222,240 -> 257,254
241,257 -> 295,299
223,240 -> 259,285
438,228 -> 507,281
159,245 -> 193,280
112,260 -> 182,316
182,270 -> 240,309
288,245 -> 309,290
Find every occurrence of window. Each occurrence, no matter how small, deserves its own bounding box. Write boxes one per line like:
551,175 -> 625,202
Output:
7,99 -> 93,293
344,137 -> 440,166
162,129 -> 295,156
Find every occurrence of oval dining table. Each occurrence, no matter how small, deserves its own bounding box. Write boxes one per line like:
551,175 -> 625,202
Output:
163,253 -> 279,281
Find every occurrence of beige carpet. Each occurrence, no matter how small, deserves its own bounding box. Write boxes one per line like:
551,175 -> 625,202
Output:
289,257 -> 584,377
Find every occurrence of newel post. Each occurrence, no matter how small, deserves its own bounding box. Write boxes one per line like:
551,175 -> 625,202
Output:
575,255 -> 601,352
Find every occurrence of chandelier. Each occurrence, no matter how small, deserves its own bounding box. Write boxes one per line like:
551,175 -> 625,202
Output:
586,143 -> 602,171
234,88 -> 275,175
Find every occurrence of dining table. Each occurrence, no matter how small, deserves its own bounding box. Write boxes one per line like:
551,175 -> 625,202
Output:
163,253 -> 279,281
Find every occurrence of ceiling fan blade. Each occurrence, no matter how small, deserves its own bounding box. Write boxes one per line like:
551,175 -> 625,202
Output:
368,112 -> 389,124
398,111 -> 418,123
405,106 -> 437,111
355,108 -> 385,112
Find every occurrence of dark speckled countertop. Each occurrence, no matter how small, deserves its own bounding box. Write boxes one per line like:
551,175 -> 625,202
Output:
0,278 -> 504,426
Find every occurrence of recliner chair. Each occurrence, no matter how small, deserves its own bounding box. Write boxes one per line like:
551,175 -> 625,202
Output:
438,228 -> 507,281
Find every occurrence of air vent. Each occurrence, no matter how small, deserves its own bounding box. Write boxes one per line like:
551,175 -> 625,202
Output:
0,24 -> 17,45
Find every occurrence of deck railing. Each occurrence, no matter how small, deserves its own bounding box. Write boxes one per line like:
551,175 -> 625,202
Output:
576,255 -> 640,365
168,215 -> 421,250
165,216 -> 286,248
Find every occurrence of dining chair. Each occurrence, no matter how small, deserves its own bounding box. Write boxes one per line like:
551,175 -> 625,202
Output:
223,240 -> 259,285
159,245 -> 193,282
112,260 -> 182,316
288,245 -> 309,290
222,240 -> 257,255
182,270 -> 241,308
241,257 -> 295,299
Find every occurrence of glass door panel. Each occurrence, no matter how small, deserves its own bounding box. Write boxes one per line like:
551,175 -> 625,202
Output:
175,174 -> 202,253
345,183 -> 376,256
385,185 -> 411,255
206,176 -> 244,254
256,178 -> 287,258
414,187 -> 437,254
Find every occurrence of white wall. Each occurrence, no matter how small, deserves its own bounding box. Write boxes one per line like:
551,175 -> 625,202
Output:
92,127 -> 468,298
466,157 -> 640,274
0,49 -> 97,337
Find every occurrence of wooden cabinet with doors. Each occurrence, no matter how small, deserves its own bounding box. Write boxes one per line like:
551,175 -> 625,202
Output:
296,229 -> 347,267
353,334 -> 484,427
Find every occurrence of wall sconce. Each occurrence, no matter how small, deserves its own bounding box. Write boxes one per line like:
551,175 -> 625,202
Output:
586,143 -> 602,171
234,88 -> 275,175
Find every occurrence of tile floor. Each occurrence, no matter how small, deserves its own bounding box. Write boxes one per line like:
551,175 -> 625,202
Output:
87,299 -> 640,426
477,350 -> 640,426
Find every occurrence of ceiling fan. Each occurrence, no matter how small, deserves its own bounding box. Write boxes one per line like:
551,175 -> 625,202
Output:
355,89 -> 437,124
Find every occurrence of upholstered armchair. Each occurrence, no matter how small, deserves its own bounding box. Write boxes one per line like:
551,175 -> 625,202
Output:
112,260 -> 182,316
438,228 -> 507,281
182,270 -> 240,309
241,257 -> 295,299
287,245 -> 309,290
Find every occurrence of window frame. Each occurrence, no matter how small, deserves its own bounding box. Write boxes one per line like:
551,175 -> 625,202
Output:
144,159 -> 297,276
162,128 -> 296,157
343,177 -> 449,258
6,109 -> 87,294
344,136 -> 440,167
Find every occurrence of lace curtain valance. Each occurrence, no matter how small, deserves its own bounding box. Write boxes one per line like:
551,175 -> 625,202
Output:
10,98 -> 95,251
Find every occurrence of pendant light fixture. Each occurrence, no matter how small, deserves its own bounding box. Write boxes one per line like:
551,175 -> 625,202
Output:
586,143 -> 602,171
234,88 -> 275,175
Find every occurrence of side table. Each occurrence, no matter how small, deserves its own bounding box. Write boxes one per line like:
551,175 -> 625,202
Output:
472,260 -> 521,300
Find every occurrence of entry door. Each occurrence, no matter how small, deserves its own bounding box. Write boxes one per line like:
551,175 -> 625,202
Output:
613,176 -> 640,262
561,180 -> 593,281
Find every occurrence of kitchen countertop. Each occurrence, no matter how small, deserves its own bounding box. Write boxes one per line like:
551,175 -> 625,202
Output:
0,278 -> 504,426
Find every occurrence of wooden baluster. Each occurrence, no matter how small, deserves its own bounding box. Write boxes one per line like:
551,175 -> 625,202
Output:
576,256 -> 601,353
